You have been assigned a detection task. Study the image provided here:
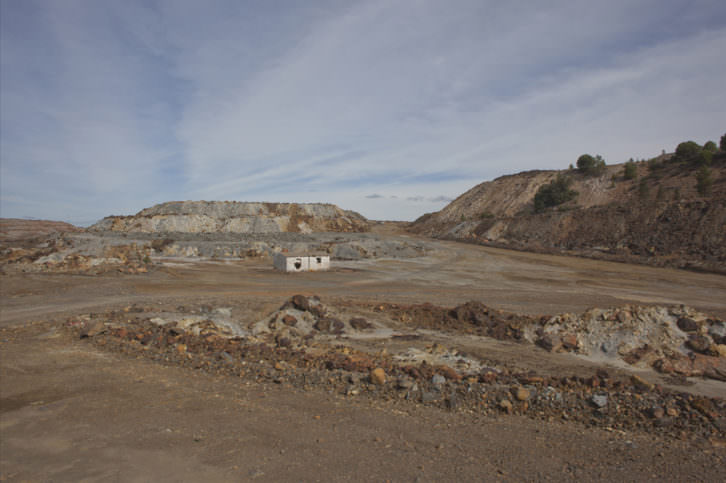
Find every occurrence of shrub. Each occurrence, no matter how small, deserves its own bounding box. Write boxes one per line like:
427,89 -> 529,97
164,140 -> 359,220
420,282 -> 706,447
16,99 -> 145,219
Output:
638,179 -> 649,199
704,141 -> 718,153
576,154 -> 606,176
696,166 -> 713,195
623,160 -> 638,180
674,141 -> 701,161
647,158 -> 664,172
534,175 -> 578,212
672,140 -> 711,166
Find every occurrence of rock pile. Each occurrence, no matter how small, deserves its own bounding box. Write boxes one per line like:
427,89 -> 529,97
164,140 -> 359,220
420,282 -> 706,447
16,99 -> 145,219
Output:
374,301 -> 726,382
251,295 -> 377,345
90,201 -> 370,234
64,301 -> 726,442
526,305 -> 726,381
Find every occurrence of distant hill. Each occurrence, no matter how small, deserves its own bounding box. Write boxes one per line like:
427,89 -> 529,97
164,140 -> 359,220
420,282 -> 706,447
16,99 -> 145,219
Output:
0,218 -> 82,242
409,150 -> 726,273
89,201 -> 370,234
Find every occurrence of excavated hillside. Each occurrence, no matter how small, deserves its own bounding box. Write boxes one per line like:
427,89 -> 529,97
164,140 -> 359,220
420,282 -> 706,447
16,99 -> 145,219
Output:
89,201 -> 370,234
410,156 -> 726,273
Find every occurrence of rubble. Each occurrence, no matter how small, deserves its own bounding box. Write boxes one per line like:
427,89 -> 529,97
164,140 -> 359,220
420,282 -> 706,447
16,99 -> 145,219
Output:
523,305 -> 726,381
55,295 -> 726,442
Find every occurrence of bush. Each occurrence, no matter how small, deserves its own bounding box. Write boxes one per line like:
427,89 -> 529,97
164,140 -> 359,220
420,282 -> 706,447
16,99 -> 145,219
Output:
623,160 -> 638,180
638,179 -> 649,199
647,158 -> 664,172
534,175 -> 578,212
576,154 -> 606,176
696,166 -> 713,195
673,140 -> 710,166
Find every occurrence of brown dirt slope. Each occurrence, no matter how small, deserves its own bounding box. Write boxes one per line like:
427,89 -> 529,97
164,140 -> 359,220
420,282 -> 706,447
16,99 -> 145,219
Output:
410,155 -> 726,272
0,218 -> 81,242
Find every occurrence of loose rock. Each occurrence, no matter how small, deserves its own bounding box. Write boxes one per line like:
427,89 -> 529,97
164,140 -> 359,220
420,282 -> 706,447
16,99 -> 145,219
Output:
370,367 -> 386,385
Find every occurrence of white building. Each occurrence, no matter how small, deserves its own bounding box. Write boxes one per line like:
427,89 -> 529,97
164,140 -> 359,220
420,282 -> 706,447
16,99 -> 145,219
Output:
273,253 -> 330,272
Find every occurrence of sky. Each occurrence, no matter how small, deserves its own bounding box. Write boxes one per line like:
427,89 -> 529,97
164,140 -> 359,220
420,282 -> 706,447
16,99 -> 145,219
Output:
1,0 -> 725,225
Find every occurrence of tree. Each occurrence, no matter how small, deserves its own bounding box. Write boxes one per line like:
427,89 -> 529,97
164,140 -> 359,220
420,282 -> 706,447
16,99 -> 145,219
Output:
623,160 -> 638,180
533,175 -> 578,212
576,154 -> 606,176
696,166 -> 713,196
721,133 -> 726,151
672,140 -> 713,167
703,140 -> 718,153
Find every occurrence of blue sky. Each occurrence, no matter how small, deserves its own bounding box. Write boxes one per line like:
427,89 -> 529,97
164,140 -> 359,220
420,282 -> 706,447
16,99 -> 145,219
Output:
1,0 -> 725,225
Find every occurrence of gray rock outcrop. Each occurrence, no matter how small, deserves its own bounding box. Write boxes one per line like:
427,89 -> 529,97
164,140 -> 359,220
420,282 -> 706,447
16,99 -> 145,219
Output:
89,201 -> 369,234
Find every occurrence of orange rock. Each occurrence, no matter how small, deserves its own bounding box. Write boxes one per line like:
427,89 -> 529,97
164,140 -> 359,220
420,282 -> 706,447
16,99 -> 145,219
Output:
370,367 -> 386,385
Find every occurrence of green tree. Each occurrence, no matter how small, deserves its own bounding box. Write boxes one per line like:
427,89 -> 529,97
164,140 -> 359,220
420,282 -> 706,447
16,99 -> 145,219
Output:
673,140 -> 713,167
576,154 -> 606,176
623,160 -> 638,180
696,166 -> 713,196
674,141 -> 701,160
703,141 -> 718,153
720,133 -> 726,151
534,175 -> 578,212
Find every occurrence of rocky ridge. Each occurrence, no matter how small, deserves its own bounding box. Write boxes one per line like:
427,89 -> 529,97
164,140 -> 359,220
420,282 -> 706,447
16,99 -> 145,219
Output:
410,159 -> 726,272
90,201 -> 370,234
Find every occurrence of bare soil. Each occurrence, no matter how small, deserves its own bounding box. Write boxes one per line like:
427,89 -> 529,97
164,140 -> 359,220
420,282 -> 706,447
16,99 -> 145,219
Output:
2,227 -> 726,481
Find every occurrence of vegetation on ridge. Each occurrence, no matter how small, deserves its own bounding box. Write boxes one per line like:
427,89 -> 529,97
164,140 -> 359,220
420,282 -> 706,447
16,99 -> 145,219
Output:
533,175 -> 577,213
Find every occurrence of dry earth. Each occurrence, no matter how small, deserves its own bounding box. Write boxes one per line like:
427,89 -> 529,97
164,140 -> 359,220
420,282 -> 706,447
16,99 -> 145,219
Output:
2,224 -> 726,481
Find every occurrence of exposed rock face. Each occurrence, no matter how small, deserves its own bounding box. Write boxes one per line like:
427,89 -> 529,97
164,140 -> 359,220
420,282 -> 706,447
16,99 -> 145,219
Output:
89,201 -> 369,234
410,159 -> 726,272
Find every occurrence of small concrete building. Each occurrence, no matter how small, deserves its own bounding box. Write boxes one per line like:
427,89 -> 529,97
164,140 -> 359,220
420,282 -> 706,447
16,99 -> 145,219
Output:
273,253 -> 330,272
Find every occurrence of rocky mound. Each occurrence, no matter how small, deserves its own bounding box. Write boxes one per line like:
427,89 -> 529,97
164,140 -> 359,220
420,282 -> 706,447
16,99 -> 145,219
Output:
90,201 -> 369,234
410,158 -> 726,272
65,297 -> 726,441
372,300 -> 726,382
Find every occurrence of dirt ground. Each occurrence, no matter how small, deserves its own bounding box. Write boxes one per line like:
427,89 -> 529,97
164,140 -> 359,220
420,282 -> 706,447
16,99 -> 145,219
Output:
2,230 -> 726,481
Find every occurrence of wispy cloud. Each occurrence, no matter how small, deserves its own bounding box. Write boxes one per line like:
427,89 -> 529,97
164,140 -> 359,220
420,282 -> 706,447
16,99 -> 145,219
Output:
2,0 -> 725,224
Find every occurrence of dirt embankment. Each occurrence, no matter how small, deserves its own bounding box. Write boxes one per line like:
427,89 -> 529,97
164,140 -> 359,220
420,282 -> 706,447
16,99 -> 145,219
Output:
89,201 -> 370,234
0,218 -> 81,242
410,158 -> 726,272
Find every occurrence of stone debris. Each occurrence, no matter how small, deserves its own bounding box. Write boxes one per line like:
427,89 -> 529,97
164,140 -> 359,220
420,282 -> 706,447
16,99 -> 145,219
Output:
1,232 -> 428,276
59,296 -> 726,442
523,305 -> 726,382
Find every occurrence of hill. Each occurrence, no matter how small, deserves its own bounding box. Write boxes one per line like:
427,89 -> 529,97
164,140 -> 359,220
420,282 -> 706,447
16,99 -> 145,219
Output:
0,218 -> 81,242
89,201 -> 370,234
410,150 -> 726,272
